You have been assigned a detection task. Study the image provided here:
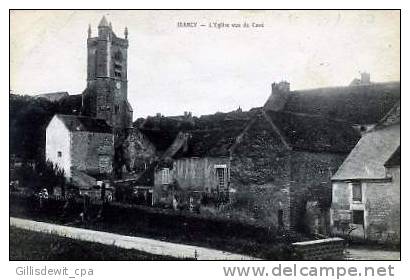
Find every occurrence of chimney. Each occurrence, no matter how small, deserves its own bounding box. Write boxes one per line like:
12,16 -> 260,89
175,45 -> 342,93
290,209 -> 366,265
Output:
360,72 -> 371,85
264,80 -> 290,111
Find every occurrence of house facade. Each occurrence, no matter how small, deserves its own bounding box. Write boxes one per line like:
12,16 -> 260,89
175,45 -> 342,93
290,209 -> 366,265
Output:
330,121 -> 400,244
141,78 -> 399,232
46,17 -> 133,188
150,105 -> 360,232
46,114 -> 114,179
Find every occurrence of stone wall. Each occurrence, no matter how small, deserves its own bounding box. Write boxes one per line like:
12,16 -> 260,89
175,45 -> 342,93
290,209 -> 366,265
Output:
366,173 -> 400,243
229,115 -> 347,231
331,172 -> 400,244
230,114 -> 291,189
122,128 -> 157,172
292,238 -> 345,260
227,185 -> 291,228
70,131 -> 114,175
289,151 -> 346,232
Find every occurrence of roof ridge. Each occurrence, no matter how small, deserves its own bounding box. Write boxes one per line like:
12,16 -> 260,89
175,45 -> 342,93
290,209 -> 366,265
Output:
262,110 -> 292,150
278,110 -> 356,125
291,81 -> 400,93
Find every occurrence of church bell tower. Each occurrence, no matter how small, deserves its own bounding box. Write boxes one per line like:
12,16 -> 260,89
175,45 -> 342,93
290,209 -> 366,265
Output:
82,16 -> 133,134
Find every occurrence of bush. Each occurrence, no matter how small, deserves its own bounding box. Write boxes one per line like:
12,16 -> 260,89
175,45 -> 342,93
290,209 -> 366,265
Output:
12,159 -> 66,195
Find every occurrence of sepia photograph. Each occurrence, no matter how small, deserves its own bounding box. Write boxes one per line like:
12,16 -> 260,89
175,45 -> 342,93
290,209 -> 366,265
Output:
9,10 -> 400,262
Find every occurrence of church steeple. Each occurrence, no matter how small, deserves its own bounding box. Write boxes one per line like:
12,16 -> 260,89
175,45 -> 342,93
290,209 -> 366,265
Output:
124,26 -> 128,39
98,15 -> 109,28
84,17 -> 132,131
87,24 -> 92,38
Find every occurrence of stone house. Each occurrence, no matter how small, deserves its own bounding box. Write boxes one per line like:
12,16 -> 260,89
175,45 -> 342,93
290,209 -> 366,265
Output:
140,79 -> 399,232
330,105 -> 400,244
268,79 -> 400,134
45,17 -> 134,190
150,106 -> 360,232
45,114 -> 114,185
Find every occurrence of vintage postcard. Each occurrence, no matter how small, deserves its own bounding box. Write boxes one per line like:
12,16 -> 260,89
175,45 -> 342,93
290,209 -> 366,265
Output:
9,10 -> 400,264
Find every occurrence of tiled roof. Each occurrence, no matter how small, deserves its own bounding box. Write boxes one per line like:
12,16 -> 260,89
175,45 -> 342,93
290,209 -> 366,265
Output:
283,82 -> 400,125
139,128 -> 179,152
56,114 -> 112,134
264,110 -> 361,153
376,102 -> 400,128
174,119 -> 250,158
71,169 -> 97,188
332,124 -> 400,180
138,109 -> 259,152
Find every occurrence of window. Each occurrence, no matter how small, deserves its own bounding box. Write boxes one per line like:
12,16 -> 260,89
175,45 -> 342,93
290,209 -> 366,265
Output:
115,105 -> 119,114
114,63 -> 122,71
161,168 -> 170,185
114,51 -> 123,61
215,165 -> 229,191
352,182 -> 362,202
99,155 -> 111,174
57,151 -> 62,158
352,210 -> 364,225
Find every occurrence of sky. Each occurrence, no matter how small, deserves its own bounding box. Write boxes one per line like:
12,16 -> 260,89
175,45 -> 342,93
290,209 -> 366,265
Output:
10,10 -> 400,118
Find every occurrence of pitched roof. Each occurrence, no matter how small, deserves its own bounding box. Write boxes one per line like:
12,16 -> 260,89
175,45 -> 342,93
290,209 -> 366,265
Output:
146,106 -> 361,158
385,146 -> 400,167
332,124 -> 400,181
139,128 -> 179,152
264,110 -> 361,153
55,114 -> 112,133
376,102 -> 400,128
138,109 -> 259,153
283,82 -> 400,125
58,94 -> 83,115
138,115 -> 195,152
174,119 -> 250,158
34,91 -> 69,102
98,16 -> 109,27
71,169 -> 97,188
